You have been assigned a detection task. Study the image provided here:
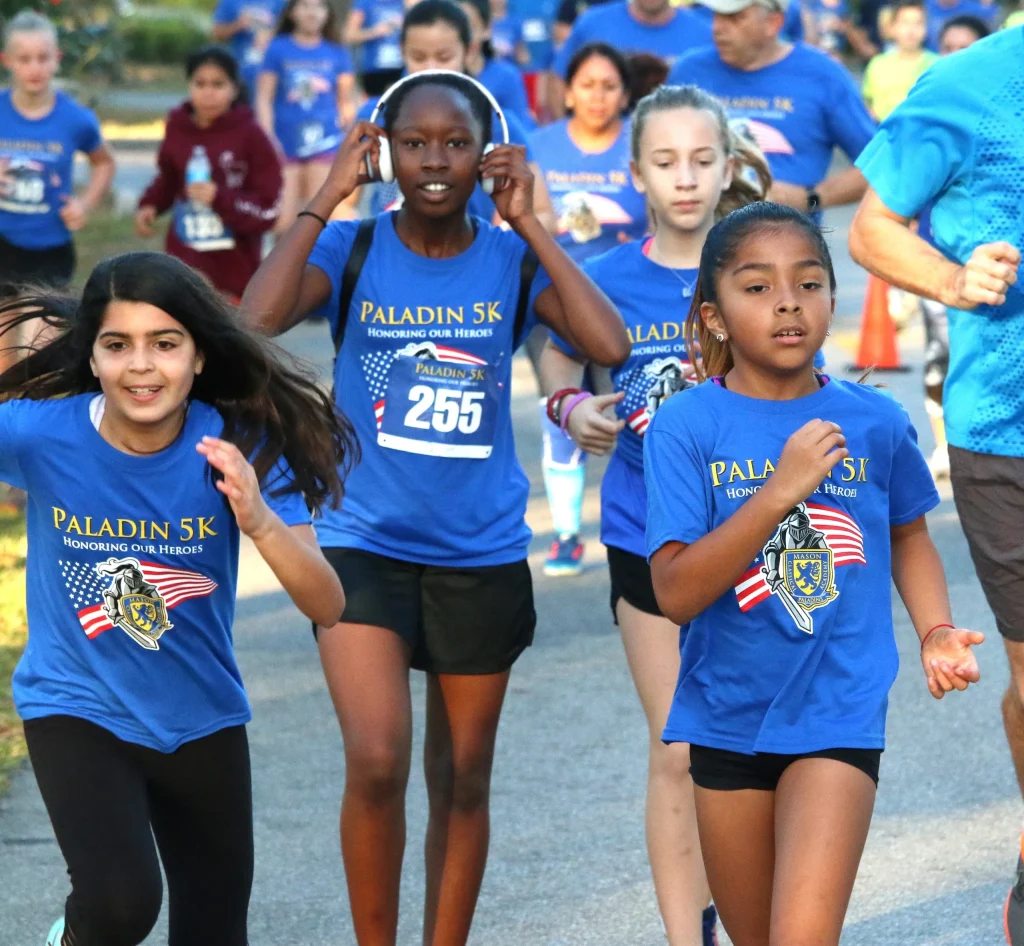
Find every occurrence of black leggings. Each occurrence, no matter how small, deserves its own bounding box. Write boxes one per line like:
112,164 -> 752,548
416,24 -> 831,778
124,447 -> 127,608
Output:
24,715 -> 253,946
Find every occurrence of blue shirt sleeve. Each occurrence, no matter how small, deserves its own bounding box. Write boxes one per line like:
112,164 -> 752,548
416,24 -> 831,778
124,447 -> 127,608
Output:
855,65 -> 972,219
887,409 -> 940,525
213,0 -> 240,23
644,408 -> 712,557
74,106 -> 102,156
666,52 -> 698,86
260,37 -> 284,75
334,44 -> 354,75
823,62 -> 876,163
0,402 -> 26,490
502,111 -> 534,160
307,220 -> 359,332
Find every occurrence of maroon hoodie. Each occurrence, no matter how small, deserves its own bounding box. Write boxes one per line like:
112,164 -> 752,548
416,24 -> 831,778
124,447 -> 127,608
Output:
139,103 -> 281,299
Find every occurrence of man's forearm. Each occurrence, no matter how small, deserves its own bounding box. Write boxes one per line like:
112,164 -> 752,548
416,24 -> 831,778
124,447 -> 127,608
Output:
850,197 -> 960,305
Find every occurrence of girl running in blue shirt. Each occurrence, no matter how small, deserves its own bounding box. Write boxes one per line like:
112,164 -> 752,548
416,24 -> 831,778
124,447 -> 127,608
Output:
531,42 -> 646,578
256,0 -> 355,231
542,84 -> 770,946
0,251 -> 354,946
645,201 -> 984,946
243,70 -> 630,946
0,12 -> 114,294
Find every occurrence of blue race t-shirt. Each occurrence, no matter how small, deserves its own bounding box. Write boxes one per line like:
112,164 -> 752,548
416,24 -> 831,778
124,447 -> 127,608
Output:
357,96 -> 534,220
0,396 -> 310,752
308,212 -> 550,565
354,0 -> 406,72
667,43 -> 876,189
554,0 -> 712,77
261,35 -> 353,159
553,240 -> 697,556
513,0 -> 560,70
479,58 -> 536,129
644,379 -> 939,753
214,0 -> 284,64
0,91 -> 102,251
492,13 -> 525,61
856,28 -> 1024,458
529,120 -> 646,263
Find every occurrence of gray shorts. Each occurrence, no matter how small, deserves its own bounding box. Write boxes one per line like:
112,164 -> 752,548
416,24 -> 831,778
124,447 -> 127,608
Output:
950,446 -> 1024,642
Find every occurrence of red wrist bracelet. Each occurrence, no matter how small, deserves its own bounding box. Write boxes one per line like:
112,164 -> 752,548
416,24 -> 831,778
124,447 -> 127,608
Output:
546,387 -> 581,426
920,623 -> 955,650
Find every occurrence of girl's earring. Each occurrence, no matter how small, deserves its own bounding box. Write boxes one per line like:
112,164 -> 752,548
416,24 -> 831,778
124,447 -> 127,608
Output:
715,333 -> 725,342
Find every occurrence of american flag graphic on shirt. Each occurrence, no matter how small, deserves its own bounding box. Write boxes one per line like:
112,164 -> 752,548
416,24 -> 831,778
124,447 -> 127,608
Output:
359,341 -> 488,429
621,356 -> 696,437
733,502 -> 866,612
60,558 -> 218,640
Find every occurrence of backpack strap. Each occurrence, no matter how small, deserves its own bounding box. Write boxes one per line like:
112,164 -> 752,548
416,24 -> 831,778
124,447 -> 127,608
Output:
513,248 -> 539,349
333,216 -> 378,355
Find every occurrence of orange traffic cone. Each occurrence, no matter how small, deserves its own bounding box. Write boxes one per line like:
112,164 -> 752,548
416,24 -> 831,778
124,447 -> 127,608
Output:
849,273 -> 908,372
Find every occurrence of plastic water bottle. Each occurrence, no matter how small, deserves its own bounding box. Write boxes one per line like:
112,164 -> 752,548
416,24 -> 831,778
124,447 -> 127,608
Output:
185,145 -> 211,209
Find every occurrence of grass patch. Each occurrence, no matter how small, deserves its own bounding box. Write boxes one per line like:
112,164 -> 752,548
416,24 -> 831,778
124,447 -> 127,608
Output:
0,507 -> 27,795
75,210 -> 167,286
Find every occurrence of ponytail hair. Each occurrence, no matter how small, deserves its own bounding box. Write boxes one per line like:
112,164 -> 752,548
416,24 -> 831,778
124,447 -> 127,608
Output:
684,202 -> 837,381
630,84 -> 771,224
0,252 -> 358,513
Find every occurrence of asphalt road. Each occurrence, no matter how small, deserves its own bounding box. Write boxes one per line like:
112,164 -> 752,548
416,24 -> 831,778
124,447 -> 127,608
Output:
0,206 -> 1018,946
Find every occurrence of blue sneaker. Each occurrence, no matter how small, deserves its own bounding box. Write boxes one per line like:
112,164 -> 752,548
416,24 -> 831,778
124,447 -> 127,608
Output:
46,917 -> 65,946
702,904 -> 720,946
543,533 -> 584,577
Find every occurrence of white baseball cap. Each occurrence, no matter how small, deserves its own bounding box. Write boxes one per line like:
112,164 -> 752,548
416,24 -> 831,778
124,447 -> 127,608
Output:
699,0 -> 789,14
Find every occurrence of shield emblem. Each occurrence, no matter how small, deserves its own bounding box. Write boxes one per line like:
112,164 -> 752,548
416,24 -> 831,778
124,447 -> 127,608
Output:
781,549 -> 837,612
119,594 -> 172,642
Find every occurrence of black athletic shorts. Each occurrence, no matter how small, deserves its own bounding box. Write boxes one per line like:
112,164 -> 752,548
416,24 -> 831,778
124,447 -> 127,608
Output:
689,744 -> 881,791
0,233 -> 75,291
319,547 -> 536,674
607,545 -> 662,620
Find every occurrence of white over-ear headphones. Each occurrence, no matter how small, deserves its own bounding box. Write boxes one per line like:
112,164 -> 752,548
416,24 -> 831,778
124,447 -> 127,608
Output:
367,69 -> 510,195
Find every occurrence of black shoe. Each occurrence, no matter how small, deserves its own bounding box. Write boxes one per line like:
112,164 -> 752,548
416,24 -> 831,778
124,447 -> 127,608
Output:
1004,852 -> 1024,944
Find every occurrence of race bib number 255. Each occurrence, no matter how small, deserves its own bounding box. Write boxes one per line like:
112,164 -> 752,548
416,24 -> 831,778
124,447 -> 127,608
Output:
378,356 -> 498,459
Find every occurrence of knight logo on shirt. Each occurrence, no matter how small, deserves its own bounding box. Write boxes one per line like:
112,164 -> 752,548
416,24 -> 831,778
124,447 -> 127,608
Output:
733,502 -> 865,634
557,192 -> 633,244
623,356 -> 697,436
60,556 -> 218,651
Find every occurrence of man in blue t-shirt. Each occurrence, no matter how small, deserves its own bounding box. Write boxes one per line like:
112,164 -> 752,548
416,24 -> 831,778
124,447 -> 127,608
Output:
667,0 -> 875,218
848,27 -> 1024,942
547,0 -> 713,117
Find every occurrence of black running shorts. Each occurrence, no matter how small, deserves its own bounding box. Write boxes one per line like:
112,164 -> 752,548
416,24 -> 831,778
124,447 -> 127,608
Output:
689,744 -> 882,791
318,547 -> 536,674
607,545 -> 663,620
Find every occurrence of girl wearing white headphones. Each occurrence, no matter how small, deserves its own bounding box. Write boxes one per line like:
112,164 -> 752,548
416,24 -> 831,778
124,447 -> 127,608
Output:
242,70 -> 630,946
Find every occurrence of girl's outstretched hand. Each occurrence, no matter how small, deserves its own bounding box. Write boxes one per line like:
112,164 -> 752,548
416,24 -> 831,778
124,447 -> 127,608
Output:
921,625 -> 985,699
483,144 -> 534,229
196,437 -> 274,540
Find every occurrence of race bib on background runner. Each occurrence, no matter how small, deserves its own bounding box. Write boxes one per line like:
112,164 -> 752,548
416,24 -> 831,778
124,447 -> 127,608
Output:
173,201 -> 235,252
0,156 -> 51,215
378,355 -> 498,459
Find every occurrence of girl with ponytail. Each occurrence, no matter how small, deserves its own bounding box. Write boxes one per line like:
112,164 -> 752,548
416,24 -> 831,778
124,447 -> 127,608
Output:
538,83 -> 770,946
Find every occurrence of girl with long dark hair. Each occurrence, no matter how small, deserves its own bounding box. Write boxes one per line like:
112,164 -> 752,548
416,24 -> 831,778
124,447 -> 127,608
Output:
0,251 -> 355,946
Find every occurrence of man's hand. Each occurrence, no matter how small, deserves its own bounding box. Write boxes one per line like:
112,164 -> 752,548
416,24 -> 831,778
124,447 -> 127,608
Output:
946,242 -> 1021,309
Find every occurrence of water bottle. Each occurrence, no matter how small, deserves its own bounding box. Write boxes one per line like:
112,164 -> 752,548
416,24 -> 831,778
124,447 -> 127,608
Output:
185,146 -> 211,209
